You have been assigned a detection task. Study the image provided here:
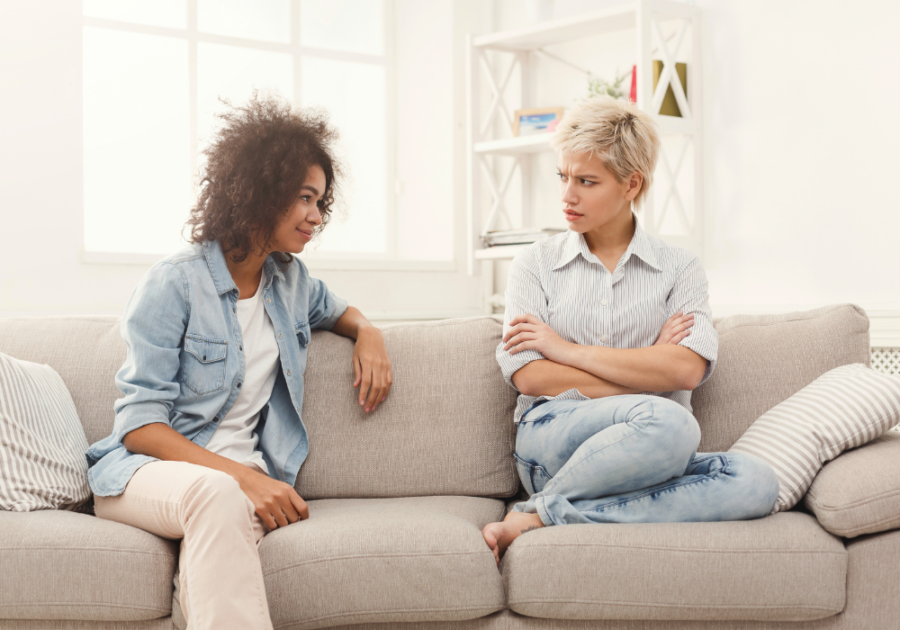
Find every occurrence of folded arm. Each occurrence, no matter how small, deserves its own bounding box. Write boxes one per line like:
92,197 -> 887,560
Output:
505,313 -> 706,396
511,359 -> 640,399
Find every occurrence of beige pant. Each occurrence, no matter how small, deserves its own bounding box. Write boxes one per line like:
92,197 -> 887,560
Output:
94,460 -> 273,630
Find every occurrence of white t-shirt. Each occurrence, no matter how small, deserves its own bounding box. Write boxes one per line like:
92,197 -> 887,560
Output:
204,270 -> 280,474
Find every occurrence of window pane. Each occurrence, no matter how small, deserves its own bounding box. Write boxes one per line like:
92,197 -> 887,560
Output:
301,58 -> 386,254
198,0 -> 291,44
300,0 -> 383,56
83,0 -> 187,29
83,27 -> 192,255
197,43 -> 294,147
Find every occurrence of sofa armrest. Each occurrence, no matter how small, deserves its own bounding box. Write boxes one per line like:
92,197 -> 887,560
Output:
802,430 -> 900,538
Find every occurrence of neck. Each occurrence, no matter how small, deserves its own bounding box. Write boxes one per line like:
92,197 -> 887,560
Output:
582,209 -> 636,257
224,247 -> 268,290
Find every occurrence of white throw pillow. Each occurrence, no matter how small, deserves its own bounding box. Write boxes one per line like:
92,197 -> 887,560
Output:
729,363 -> 900,514
0,351 -> 91,511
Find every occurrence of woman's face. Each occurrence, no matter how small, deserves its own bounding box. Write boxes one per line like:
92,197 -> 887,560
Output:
269,164 -> 326,254
557,151 -> 641,235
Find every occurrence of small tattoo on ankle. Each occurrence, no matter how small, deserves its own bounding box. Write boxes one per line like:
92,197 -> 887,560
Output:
520,525 -> 539,534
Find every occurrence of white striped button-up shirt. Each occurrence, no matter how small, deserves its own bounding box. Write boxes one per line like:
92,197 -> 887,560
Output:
496,219 -> 718,423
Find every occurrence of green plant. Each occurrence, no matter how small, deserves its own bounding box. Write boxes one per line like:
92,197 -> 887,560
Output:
586,70 -> 629,100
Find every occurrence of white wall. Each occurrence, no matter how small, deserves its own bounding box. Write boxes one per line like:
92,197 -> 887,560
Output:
489,0 -> 900,344
3,1 -> 899,344
0,0 -> 492,319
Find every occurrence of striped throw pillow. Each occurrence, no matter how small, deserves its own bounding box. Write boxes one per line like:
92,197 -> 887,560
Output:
0,351 -> 91,511
729,363 -> 900,514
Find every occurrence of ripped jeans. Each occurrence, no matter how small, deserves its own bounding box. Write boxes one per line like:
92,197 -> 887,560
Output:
511,395 -> 779,526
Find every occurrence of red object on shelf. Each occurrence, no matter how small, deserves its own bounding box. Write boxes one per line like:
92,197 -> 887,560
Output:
629,65 -> 637,103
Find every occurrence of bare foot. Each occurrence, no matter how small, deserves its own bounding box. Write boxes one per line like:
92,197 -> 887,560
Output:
481,511 -> 544,565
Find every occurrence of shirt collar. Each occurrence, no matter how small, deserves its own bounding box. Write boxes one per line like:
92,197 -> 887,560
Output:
551,217 -> 661,272
203,240 -> 287,296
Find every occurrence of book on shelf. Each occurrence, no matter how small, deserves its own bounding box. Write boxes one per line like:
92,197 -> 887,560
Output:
482,227 -> 565,247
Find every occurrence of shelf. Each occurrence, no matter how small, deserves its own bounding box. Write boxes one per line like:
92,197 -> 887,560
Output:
473,6 -> 637,52
474,245 -> 529,261
474,133 -> 555,156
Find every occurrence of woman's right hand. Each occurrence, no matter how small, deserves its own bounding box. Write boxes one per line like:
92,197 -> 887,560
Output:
236,468 -> 309,530
654,311 -> 694,346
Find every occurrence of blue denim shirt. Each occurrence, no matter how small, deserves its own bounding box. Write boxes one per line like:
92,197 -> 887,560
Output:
86,240 -> 348,497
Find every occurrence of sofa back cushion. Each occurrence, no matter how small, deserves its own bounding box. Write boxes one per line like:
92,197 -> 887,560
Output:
692,304 -> 870,453
0,317 -> 124,447
296,317 -> 519,499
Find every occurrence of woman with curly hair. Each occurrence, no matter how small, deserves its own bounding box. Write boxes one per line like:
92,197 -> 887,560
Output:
85,94 -> 392,629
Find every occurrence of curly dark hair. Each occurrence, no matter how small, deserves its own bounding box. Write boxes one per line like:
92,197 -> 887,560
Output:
186,92 -> 341,263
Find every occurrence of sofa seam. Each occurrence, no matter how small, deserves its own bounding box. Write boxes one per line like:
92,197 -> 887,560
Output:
0,546 -> 173,558
0,602 -> 169,612
273,603 -> 503,629
807,487 -> 900,511
715,305 -> 866,335
511,544 -> 845,555
264,550 -> 493,577
509,599 -> 840,612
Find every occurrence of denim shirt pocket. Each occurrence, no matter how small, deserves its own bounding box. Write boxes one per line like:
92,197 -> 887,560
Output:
181,335 -> 227,395
294,321 -> 310,347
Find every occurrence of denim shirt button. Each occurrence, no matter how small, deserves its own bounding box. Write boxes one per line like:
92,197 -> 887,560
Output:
286,370 -> 291,376
236,382 -> 242,389
278,333 -> 283,339
266,298 -> 272,304
238,345 -> 243,352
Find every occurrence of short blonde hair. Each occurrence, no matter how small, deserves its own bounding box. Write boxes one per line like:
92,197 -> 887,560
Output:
551,96 -> 660,208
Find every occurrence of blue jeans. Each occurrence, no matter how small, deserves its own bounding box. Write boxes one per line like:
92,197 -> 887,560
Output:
512,395 -> 779,526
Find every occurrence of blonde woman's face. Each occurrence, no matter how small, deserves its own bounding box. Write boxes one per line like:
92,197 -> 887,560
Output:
557,151 -> 640,234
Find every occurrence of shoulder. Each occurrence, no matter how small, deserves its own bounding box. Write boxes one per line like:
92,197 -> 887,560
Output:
644,232 -> 702,274
510,232 -> 570,275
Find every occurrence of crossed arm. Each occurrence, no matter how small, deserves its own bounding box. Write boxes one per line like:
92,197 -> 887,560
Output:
505,313 -> 708,399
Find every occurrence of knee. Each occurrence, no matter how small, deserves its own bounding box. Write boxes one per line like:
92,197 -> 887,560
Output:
184,469 -> 253,522
731,453 -> 780,518
645,398 -> 701,455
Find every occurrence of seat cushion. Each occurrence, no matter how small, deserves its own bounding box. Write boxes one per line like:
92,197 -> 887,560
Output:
502,511 -> 846,622
297,318 -> 519,499
691,304 -> 870,453
0,510 -> 176,621
803,431 -> 900,538
259,496 -> 506,630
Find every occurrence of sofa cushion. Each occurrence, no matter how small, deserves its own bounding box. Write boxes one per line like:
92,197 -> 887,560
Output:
297,318 -> 519,499
258,496 -> 506,630
692,304 -> 870,453
502,511 -> 846,622
0,510 -> 176,621
0,316 -> 124,446
730,363 -> 900,513
803,431 -> 900,537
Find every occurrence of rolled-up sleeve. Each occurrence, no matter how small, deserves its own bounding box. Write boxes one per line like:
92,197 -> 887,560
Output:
667,252 -> 718,386
307,277 -> 348,331
112,262 -> 188,442
496,247 -> 549,390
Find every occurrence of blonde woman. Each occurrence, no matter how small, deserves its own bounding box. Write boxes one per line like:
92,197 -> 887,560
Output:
482,96 -> 778,563
87,95 -> 392,628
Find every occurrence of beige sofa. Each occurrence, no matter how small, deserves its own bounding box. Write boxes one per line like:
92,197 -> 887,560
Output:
1,303 -> 899,630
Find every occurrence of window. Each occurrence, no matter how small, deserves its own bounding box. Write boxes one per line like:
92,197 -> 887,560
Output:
82,0 -> 392,259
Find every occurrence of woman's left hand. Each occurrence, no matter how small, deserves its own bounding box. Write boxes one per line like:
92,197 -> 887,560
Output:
353,325 -> 392,412
503,314 -> 575,364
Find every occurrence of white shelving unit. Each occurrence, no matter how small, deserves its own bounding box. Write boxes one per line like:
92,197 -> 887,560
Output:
466,0 -> 703,309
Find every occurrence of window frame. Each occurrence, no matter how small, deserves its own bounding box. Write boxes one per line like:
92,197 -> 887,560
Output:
80,0 -> 429,269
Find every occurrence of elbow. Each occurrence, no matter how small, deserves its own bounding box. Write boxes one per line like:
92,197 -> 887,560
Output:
512,370 -> 538,397
679,361 -> 707,391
